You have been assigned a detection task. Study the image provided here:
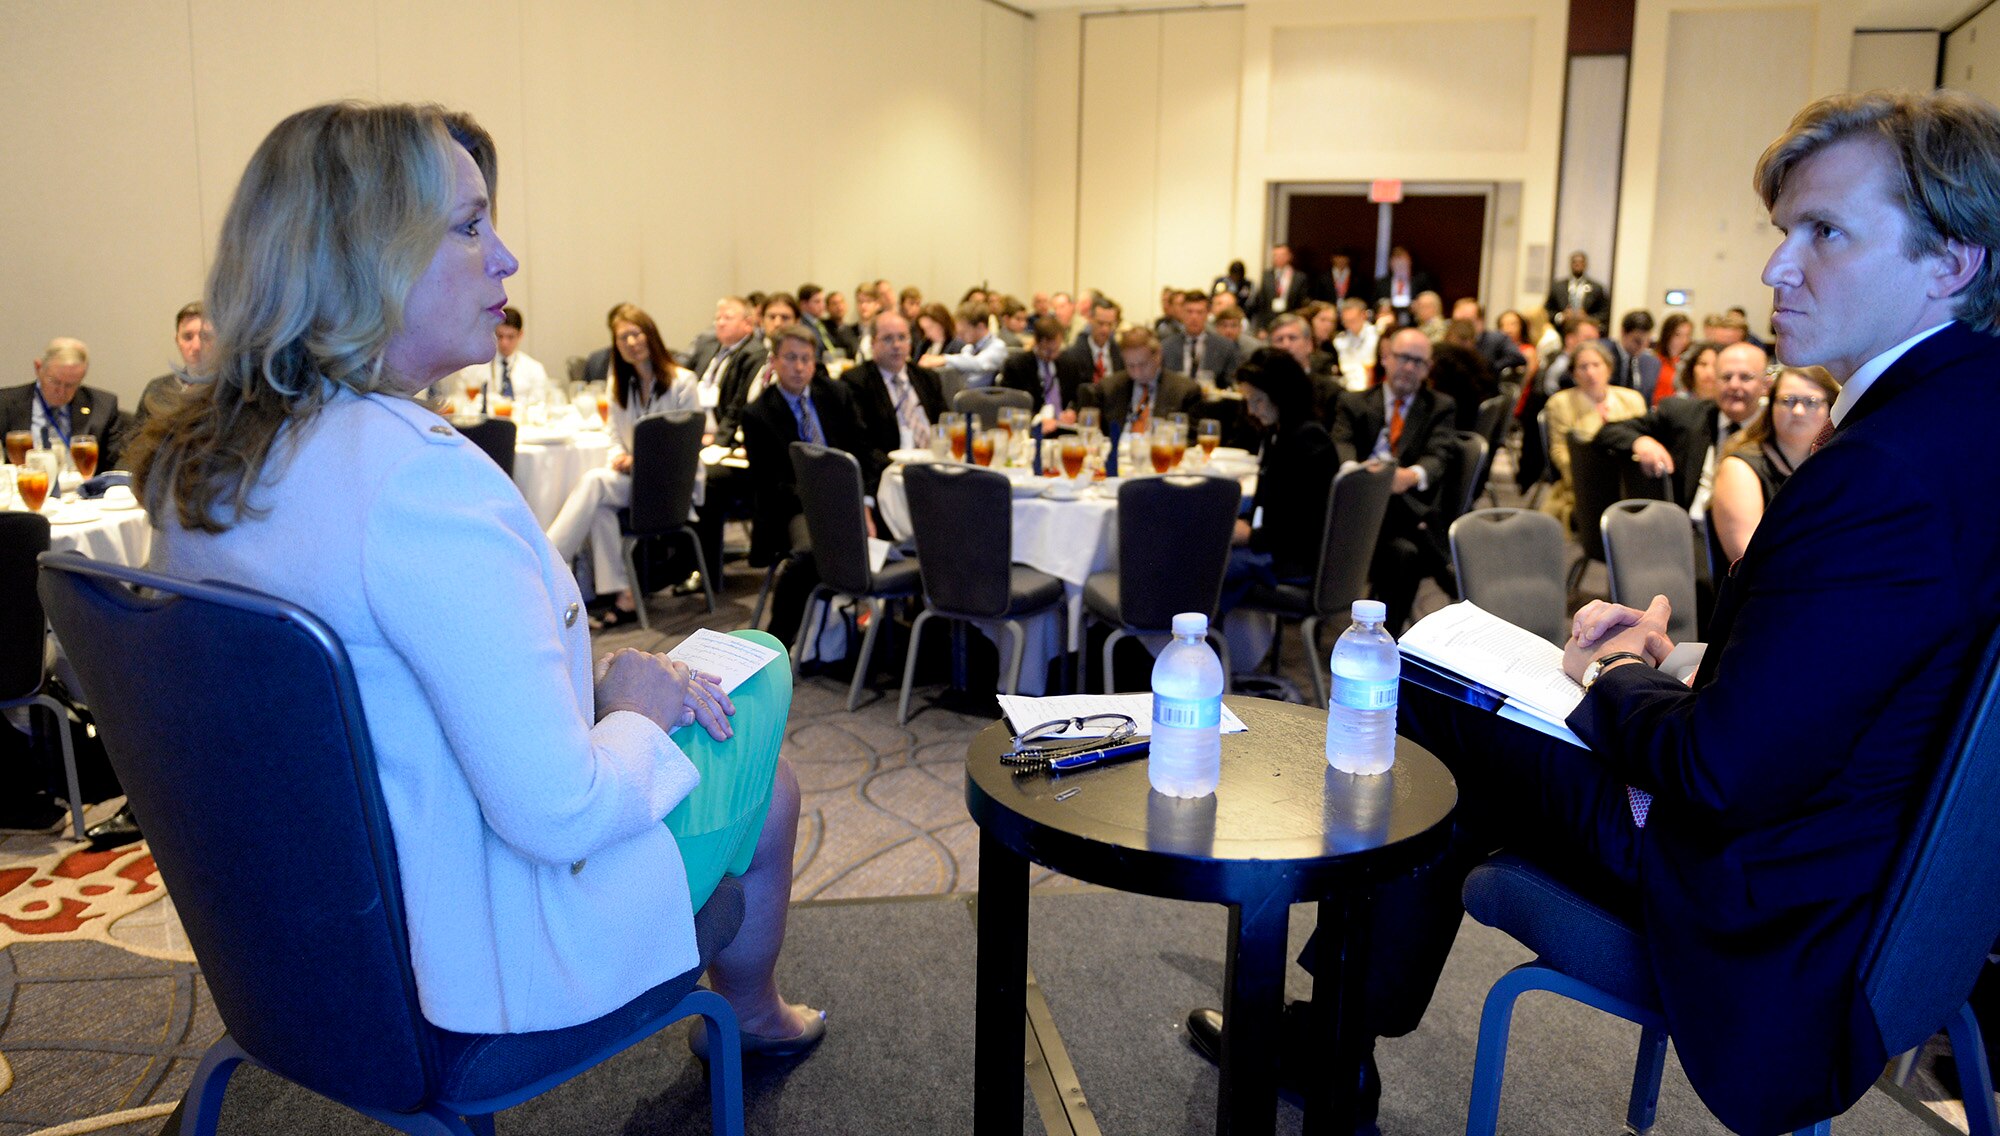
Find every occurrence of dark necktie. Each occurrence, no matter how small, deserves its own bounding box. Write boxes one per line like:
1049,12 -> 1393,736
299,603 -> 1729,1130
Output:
795,396 -> 822,444
1810,419 -> 1836,453
1041,360 -> 1061,411
499,356 -> 513,400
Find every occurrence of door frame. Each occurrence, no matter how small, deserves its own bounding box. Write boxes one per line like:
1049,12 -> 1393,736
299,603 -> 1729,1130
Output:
1269,181 -> 1517,314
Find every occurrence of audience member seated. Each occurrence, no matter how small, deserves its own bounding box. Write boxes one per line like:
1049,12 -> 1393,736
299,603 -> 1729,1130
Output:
1616,310 -> 1661,403
846,282 -> 881,362
718,293 -> 800,442
1597,340 -> 1771,518
125,302 -> 210,447
134,101 -> 820,1054
995,295 -> 1030,349
688,295 -> 762,443
1331,327 -> 1459,632
1268,314 -> 1343,425
1652,312 -> 1694,404
1221,349 -> 1338,609
1496,308 -> 1540,384
1060,297 -> 1124,383
846,311 -> 944,462
1411,291 -> 1447,342
741,325 -> 878,646
1212,258 -> 1254,313
1305,300 -> 1338,357
1330,299 -> 1378,392
2,337 -> 121,471
920,300 -> 1008,391
547,303 -> 701,628
1210,304 -> 1259,354
913,301 -> 959,361
1079,326 -> 1203,433
1159,289 -> 1241,389
898,286 -> 925,325
445,305 -> 550,414
1428,319 -> 1500,431
1538,340 -> 1648,529
1451,298 -> 1529,376
1674,339 -> 1721,400
1152,286 -> 1182,338
1708,364 -> 1839,565
1000,317 -> 1086,424
796,283 -> 838,359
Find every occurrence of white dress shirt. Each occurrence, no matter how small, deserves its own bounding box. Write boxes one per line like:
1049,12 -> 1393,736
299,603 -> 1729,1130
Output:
1831,321 -> 1951,426
1334,326 -> 1379,392
934,334 -> 1009,389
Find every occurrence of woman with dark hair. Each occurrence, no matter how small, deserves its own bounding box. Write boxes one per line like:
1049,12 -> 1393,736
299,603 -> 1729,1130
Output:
1496,309 -> 1539,385
1653,312 -> 1694,404
547,302 -> 699,628
1222,348 -> 1340,610
1709,365 -> 1839,564
914,302 -> 961,360
137,101 -> 819,1053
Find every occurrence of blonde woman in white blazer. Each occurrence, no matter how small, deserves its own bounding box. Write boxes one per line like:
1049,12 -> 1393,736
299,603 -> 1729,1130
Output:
130,102 -> 822,1055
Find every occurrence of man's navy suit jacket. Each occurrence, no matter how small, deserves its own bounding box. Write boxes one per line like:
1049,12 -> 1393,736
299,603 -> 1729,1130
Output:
1568,321 -> 2000,1134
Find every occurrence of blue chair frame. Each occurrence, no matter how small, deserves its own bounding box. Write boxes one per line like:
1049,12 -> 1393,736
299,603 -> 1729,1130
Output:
36,553 -> 745,1136
1461,624 -> 2000,1136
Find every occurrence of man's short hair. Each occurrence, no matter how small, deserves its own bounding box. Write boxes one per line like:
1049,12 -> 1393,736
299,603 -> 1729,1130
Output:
1052,291 -> 1073,304
1445,318 -> 1479,346
1000,295 -> 1026,317
500,306 -> 523,331
746,290 -> 768,310
1180,289 -> 1209,306
1454,297 -> 1484,318
899,286 -> 923,303
797,283 -> 823,304
771,325 -> 819,355
762,292 -> 799,317
1756,89 -> 2000,332
956,300 -> 990,327
40,338 -> 88,367
1563,314 -> 1603,337
1031,316 -> 1065,344
1093,295 -> 1121,318
1213,309 -> 1243,328
175,301 -> 204,327
1116,326 -> 1160,353
1339,298 -> 1369,315
1268,314 -> 1308,337
1620,309 -> 1654,335
1704,311 -> 1750,333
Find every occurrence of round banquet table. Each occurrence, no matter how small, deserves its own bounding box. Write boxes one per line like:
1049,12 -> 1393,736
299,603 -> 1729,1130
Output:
42,502 -> 153,567
511,427 -> 614,528
965,697 -> 1458,1136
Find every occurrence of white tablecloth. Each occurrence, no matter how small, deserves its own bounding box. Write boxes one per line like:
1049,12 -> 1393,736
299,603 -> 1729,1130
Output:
512,430 -> 613,527
45,504 -> 152,567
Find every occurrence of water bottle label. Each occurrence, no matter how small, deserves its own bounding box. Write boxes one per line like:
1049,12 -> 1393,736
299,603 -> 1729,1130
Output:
1331,677 -> 1397,711
1153,693 -> 1221,730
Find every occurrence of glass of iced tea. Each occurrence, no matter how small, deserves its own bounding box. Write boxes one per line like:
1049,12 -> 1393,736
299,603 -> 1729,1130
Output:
1148,426 -> 1176,474
1169,423 -> 1188,468
492,398 -> 514,419
970,424 -> 996,467
1197,418 -> 1222,456
16,466 -> 50,512
595,394 -> 610,424
942,413 -> 968,461
4,430 -> 31,466
1060,434 -> 1088,480
70,434 -> 99,479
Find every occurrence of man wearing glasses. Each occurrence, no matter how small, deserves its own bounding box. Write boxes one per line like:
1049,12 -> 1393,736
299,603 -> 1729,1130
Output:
1330,327 -> 1460,633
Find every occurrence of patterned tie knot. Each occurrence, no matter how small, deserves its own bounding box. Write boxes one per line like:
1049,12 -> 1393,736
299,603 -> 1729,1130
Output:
1810,419 -> 1836,454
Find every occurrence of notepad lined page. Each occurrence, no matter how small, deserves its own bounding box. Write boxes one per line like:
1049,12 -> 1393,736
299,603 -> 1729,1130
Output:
1398,602 -> 1585,725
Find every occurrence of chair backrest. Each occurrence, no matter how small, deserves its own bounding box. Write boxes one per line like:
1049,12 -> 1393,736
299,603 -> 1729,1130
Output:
790,443 -> 873,596
36,554 -> 438,1112
952,386 -> 1033,430
628,412 -> 705,534
1600,499 -> 1698,642
0,513 -> 52,702
1454,431 -> 1490,520
1314,462 -> 1395,619
1473,393 -> 1511,452
1566,431 -> 1625,561
457,417 -> 517,479
566,355 -> 587,388
1113,474 -> 1239,630
1864,624 -> 2000,1052
904,462 -> 1015,618
1449,508 -> 1569,645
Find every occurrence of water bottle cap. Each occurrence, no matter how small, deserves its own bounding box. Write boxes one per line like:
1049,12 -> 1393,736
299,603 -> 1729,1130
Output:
1351,600 -> 1387,624
1171,612 -> 1209,637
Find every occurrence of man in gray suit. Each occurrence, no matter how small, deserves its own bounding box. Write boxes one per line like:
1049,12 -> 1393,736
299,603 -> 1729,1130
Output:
1080,326 -> 1203,429
1158,289 -> 1241,389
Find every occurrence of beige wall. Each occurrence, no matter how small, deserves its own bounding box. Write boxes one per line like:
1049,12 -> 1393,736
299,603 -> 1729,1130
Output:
0,0 -> 1034,405
1852,29 -> 1938,91
1945,9 -> 2000,101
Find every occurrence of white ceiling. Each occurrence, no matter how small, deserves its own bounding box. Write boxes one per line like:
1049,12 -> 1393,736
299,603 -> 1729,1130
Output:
1001,0 -> 1986,32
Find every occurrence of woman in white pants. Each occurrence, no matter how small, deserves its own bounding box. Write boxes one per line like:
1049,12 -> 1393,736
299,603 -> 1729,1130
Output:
547,302 -> 698,628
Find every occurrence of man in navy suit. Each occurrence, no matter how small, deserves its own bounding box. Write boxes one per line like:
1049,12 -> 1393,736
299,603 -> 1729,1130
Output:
1188,89 -> 2000,1136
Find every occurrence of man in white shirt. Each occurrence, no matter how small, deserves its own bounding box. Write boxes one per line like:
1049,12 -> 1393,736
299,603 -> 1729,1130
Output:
920,300 -> 1008,395
447,307 -> 549,411
1332,299 -> 1380,391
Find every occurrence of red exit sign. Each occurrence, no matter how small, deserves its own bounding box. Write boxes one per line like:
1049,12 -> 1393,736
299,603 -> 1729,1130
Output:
1369,179 -> 1404,204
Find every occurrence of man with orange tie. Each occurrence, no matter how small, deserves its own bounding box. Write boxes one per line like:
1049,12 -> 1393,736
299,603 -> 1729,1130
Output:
1082,327 -> 1203,434
1330,326 -> 1458,632
1059,298 -> 1124,386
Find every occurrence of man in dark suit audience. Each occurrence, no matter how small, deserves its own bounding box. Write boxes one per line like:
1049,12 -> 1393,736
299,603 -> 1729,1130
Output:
1081,327 -> 1202,430
845,311 -> 944,467
685,296 -> 759,442
2,338 -> 121,470
1374,246 -> 1437,327
1320,252 -> 1371,306
1268,313 -> 1343,425
1428,319 -> 1498,431
1001,317 -> 1088,424
717,294 -> 799,445
1596,340 -> 1769,517
1450,298 -> 1529,375
1159,290 -> 1242,389
1190,89 -> 2000,1136
1060,298 -> 1124,384
1329,326 -> 1458,633
741,325 -> 877,646
1253,243 -> 1312,329
1546,250 -> 1612,326
797,283 -> 839,359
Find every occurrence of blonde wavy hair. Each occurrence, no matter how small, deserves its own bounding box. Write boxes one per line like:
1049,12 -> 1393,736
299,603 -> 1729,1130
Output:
132,101 -> 495,532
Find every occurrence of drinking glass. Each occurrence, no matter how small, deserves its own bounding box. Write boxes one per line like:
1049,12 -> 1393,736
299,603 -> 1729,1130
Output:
70,433 -> 99,480
990,412 -> 1014,464
1169,422 -> 1189,469
1077,407 -> 1101,434
17,451 -> 56,512
1060,434 -> 1088,480
970,423 -> 996,467
492,398 -> 514,419
942,413 -> 968,461
4,430 -> 30,466
595,393 -> 610,425
463,377 -> 483,408
1170,413 -> 1190,435
1197,419 -> 1222,456
1148,425 -> 1176,474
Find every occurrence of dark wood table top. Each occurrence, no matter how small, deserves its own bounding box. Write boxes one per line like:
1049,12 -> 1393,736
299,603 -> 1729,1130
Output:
965,696 -> 1457,905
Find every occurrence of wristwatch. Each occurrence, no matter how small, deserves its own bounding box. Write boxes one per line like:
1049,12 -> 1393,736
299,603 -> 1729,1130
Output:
1582,651 -> 1648,689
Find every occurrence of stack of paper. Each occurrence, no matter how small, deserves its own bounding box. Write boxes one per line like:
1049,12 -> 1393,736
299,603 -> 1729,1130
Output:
994,693 -> 1249,739
1398,603 -> 1588,747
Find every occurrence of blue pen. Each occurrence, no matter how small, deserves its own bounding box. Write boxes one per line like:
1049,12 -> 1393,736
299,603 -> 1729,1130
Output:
1043,738 -> 1150,773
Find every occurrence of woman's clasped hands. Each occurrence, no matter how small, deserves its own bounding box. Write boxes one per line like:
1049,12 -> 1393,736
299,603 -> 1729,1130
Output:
595,648 -> 735,740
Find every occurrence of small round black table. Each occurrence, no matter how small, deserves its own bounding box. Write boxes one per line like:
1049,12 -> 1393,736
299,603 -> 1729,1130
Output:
965,696 -> 1457,1136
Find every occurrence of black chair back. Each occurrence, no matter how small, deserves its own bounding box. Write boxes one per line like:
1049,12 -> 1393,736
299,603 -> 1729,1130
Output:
1473,393 -> 1511,453
1,513 -> 51,701
1315,462 -> 1394,619
457,417 -> 517,478
628,412 -> 705,535
1114,474 -> 1239,629
952,387 -> 1033,430
1566,432 -> 1625,561
1452,431 -> 1490,520
904,462 -> 1013,618
1449,507 -> 1569,645
790,443 -> 872,596
36,554 -> 437,1112
1600,499 -> 1698,642
1864,624 -> 2000,1052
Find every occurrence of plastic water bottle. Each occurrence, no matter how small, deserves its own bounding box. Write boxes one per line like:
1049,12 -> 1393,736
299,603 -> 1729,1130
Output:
1327,600 -> 1399,775
1149,612 -> 1225,798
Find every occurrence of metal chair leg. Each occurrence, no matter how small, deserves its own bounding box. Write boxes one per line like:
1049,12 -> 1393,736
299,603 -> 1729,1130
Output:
1951,1000 -> 2000,1136
1625,1024 -> 1669,1135
682,988 -> 746,1136
182,1037 -> 248,1136
1302,616 -> 1326,707
750,559 -> 785,631
621,538 -> 650,632
1101,628 -> 1128,693
683,528 -> 716,613
34,696 -> 85,841
1206,630 -> 1232,695
898,609 -> 936,724
847,598 -> 885,712
792,586 -> 828,677
1002,619 -> 1026,696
